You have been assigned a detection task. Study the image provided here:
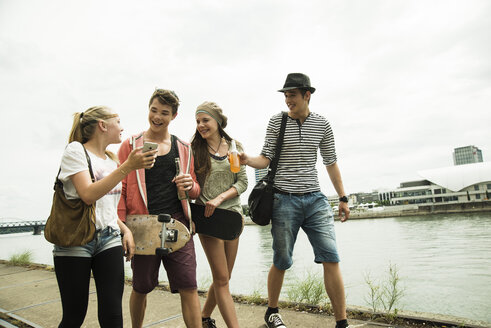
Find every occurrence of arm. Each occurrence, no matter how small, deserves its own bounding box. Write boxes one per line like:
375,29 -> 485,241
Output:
238,153 -> 270,169
326,162 -> 350,222
204,161 -> 248,217
117,219 -> 135,261
71,147 -> 156,205
174,144 -> 201,199
174,171 -> 200,199
117,140 -> 130,221
204,186 -> 239,217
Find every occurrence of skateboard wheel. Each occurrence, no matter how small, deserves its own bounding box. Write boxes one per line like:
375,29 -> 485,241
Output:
156,247 -> 170,256
158,214 -> 171,223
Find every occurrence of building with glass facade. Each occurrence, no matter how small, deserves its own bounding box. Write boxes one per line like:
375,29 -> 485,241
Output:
453,145 -> 483,165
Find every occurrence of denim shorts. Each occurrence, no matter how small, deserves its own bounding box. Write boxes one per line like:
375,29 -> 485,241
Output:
271,191 -> 339,270
53,227 -> 122,258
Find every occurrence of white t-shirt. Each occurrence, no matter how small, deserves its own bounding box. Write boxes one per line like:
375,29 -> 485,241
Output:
58,141 -> 121,231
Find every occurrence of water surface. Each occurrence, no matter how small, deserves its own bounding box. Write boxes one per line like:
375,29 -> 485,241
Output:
1,213 -> 490,323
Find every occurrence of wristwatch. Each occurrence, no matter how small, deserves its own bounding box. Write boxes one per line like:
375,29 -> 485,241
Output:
339,196 -> 348,203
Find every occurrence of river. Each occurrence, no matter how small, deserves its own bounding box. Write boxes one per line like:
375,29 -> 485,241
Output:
1,213 -> 490,323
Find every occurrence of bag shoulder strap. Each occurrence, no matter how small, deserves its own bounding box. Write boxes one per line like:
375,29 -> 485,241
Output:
267,112 -> 288,181
82,145 -> 96,183
54,167 -> 63,190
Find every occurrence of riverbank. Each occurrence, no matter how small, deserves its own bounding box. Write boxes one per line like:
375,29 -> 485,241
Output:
243,201 -> 491,223
345,201 -> 491,220
1,261 -> 489,328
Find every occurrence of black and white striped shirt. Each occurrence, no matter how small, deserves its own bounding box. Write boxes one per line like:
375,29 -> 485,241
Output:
261,112 -> 337,193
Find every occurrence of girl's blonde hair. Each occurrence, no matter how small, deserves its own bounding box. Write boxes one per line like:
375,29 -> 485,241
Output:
68,106 -> 119,163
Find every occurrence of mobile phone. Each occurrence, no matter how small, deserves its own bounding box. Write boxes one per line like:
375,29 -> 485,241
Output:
142,142 -> 158,153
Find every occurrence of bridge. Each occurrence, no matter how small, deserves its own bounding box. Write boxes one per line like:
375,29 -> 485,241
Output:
0,220 -> 45,235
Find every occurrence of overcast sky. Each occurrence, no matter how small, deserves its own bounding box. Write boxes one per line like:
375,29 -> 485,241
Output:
1,0 -> 490,220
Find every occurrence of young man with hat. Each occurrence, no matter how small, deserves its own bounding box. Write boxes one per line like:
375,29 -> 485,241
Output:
239,73 -> 351,328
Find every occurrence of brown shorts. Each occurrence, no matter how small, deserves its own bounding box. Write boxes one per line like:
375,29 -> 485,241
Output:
131,212 -> 197,294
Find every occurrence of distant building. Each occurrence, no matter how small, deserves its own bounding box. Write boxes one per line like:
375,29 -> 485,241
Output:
453,145 -> 483,165
377,189 -> 393,203
254,168 -> 269,183
351,192 -> 379,204
386,162 -> 491,206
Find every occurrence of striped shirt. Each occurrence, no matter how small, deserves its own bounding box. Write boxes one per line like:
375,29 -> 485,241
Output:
260,112 -> 337,193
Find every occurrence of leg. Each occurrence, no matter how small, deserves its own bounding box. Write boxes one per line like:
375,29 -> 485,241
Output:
179,288 -> 202,328
54,256 -> 92,328
323,262 -> 347,321
268,193 -> 303,307
199,234 -> 239,328
203,282 -> 217,317
160,212 -> 203,326
130,254 -> 162,328
161,214 -> 200,326
130,290 -> 147,328
302,192 -> 347,322
92,246 -> 124,328
265,267 -> 288,328
267,264 -> 286,308
263,194 -> 302,327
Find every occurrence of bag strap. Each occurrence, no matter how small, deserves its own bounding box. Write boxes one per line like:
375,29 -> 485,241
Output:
54,144 -> 96,189
267,112 -> 288,182
54,167 -> 63,190
82,145 -> 96,183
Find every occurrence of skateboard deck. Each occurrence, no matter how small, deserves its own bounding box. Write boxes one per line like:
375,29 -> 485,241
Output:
125,214 -> 191,256
190,203 -> 243,240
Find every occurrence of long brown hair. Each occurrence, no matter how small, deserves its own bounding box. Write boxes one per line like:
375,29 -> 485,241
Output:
191,125 -> 236,187
191,102 -> 244,186
68,106 -> 119,162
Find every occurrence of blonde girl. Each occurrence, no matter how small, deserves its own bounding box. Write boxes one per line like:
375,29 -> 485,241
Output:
53,106 -> 156,327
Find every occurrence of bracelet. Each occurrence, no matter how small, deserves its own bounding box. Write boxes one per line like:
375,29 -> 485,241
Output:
119,167 -> 128,176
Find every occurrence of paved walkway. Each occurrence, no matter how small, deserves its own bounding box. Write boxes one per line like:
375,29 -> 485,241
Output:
0,263 -> 394,328
0,263 -> 487,328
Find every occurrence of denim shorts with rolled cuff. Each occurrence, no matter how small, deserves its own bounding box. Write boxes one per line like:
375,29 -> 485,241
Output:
53,226 -> 122,258
271,191 -> 340,270
131,211 -> 197,294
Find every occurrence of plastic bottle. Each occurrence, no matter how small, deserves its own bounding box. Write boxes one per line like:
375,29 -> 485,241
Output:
229,140 -> 240,173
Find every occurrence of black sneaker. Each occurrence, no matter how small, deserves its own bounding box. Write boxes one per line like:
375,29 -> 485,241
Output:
335,319 -> 350,328
265,313 -> 286,328
202,317 -> 217,328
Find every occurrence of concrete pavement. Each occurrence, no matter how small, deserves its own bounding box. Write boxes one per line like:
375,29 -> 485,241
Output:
0,262 -> 486,328
0,262 -> 388,328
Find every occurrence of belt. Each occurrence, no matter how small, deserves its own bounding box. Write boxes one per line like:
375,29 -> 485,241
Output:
273,188 -> 317,197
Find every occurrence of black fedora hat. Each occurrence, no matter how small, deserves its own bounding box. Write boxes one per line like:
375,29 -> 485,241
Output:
278,73 -> 316,93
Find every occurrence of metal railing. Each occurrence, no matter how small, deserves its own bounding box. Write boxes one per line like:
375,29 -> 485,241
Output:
0,220 -> 45,235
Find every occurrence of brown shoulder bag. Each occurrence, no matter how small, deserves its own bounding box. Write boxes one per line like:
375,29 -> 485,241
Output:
45,146 -> 96,247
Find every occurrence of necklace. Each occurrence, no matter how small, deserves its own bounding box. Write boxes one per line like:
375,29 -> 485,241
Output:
207,139 -> 221,156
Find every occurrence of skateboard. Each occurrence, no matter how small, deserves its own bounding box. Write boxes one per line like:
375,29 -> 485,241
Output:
125,214 -> 191,256
190,203 -> 243,240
